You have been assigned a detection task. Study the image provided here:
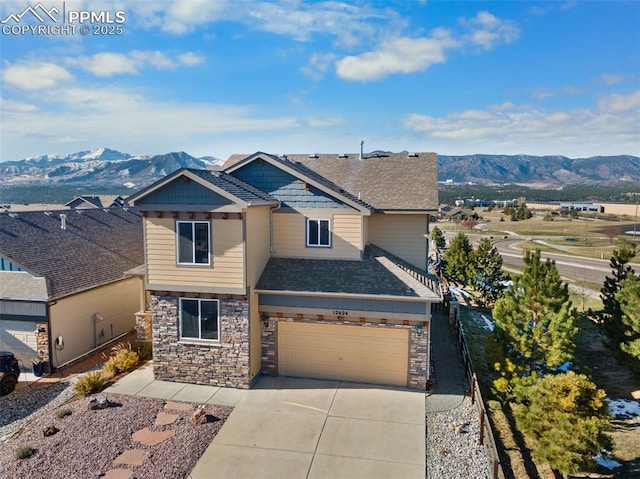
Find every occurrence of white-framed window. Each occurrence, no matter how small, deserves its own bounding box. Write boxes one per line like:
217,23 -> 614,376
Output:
306,218 -> 331,247
176,221 -> 210,265
179,298 -> 220,341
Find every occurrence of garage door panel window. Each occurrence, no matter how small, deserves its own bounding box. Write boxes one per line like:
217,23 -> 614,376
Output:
306,218 -> 331,247
179,298 -> 220,341
177,221 -> 210,265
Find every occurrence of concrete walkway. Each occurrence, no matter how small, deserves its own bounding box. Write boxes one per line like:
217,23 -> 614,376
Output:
105,364 -> 426,479
425,310 -> 468,412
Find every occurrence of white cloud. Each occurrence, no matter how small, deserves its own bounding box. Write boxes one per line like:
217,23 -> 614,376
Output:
178,52 -> 205,67
2,62 -> 73,90
462,11 -> 520,51
402,94 -> 640,156
300,52 -> 336,79
600,73 -> 635,86
336,30 -> 459,82
66,50 -> 204,77
597,91 -> 640,113
0,97 -> 38,112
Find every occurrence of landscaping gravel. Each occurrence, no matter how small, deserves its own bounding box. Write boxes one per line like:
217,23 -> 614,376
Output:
426,396 -> 493,479
0,379 -> 232,479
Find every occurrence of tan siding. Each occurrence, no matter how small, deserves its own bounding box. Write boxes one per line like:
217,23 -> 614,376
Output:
272,211 -> 362,260
368,214 -> 427,269
49,278 -> 140,367
245,207 -> 271,288
145,216 -> 244,289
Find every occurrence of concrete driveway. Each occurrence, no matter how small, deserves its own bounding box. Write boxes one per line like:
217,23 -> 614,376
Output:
105,365 -> 425,478
188,376 -> 425,479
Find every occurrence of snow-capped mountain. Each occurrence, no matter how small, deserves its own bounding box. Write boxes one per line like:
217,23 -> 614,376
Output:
0,148 -> 224,187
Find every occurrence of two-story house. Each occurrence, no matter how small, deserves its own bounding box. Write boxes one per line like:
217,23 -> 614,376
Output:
127,151 -> 441,390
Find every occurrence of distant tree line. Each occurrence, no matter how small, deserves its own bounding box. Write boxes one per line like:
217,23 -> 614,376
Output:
439,183 -> 640,205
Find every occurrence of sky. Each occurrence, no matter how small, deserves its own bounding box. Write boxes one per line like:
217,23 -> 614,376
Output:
0,0 -> 638,162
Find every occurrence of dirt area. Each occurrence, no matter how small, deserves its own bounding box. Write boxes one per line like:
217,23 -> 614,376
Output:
0,393 -> 232,479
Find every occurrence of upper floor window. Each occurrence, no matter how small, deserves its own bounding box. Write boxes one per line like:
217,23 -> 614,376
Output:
179,298 -> 220,341
177,221 -> 210,265
306,218 -> 331,247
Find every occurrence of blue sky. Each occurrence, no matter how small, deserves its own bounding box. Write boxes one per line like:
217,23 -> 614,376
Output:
1,0 -> 638,161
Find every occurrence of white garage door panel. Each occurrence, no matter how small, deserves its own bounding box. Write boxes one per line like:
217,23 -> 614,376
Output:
278,322 -> 409,387
0,320 -> 38,365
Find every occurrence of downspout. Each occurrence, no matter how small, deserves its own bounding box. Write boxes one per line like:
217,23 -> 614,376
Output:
269,202 -> 282,254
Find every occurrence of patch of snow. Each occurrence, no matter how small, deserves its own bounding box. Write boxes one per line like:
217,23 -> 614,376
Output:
480,314 -> 495,331
123,182 -> 136,188
556,361 -> 572,372
82,147 -> 106,159
606,398 -> 640,419
594,455 -> 623,470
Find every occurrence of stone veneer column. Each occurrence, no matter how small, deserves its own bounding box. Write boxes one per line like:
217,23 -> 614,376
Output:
260,317 -> 278,376
408,324 -> 428,390
151,294 -> 251,389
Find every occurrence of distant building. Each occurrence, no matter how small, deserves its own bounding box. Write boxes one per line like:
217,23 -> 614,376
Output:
65,195 -> 125,209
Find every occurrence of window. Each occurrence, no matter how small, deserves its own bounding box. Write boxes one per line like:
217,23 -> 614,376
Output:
179,298 -> 220,341
306,218 -> 331,247
177,221 -> 210,265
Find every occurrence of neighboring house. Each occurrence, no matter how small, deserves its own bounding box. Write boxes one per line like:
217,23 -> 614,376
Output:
127,151 -> 442,390
0,208 -> 144,371
65,195 -> 125,209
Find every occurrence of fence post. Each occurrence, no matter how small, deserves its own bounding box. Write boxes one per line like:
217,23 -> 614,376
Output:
479,410 -> 485,446
471,375 -> 476,405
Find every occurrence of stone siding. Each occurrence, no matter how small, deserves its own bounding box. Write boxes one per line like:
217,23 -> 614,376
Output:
151,294 -> 251,389
260,317 -> 429,390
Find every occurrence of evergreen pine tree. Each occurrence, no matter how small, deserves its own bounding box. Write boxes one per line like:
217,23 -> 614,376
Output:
600,240 -> 636,344
513,371 -> 612,476
443,232 -> 474,286
492,249 -> 578,397
617,273 -> 640,360
430,226 -> 447,250
473,238 -> 508,307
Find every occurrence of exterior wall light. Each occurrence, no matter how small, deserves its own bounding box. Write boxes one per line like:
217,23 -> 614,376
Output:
416,324 -> 423,337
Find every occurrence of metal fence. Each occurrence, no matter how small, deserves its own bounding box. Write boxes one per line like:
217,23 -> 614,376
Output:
449,300 -> 506,479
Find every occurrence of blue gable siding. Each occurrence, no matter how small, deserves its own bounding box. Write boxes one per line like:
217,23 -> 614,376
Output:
138,177 -> 233,206
0,255 -> 23,271
231,161 -> 349,209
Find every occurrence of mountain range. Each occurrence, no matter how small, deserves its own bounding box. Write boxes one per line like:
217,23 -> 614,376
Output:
1,148 -> 639,188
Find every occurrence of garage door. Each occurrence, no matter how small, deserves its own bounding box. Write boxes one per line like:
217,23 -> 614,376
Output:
0,320 -> 38,366
278,322 -> 409,387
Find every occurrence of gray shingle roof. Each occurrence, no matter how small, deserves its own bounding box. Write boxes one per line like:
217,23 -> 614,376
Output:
185,168 -> 279,204
289,152 -> 438,211
0,271 -> 48,301
256,244 -> 440,299
225,153 -> 374,211
0,208 -> 144,299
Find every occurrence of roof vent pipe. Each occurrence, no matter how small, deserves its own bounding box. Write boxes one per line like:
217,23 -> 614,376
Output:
60,213 -> 67,230
359,140 -> 364,160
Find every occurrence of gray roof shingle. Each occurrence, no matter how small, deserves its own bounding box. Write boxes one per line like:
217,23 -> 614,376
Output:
183,168 -> 278,204
0,208 -> 144,299
225,152 -> 438,211
256,244 -> 440,299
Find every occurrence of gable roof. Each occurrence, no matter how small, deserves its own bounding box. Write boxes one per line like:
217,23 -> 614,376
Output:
225,152 -> 374,214
0,271 -> 48,301
281,152 -> 438,211
0,208 -> 144,300
65,195 -> 125,209
126,167 -> 278,209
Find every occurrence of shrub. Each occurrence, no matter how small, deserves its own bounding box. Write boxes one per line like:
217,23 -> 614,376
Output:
106,342 -> 139,374
56,408 -> 72,419
74,371 -> 106,397
15,445 -> 36,459
135,341 -> 153,361
101,361 -> 117,380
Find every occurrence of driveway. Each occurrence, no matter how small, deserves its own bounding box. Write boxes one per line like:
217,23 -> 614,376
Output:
106,364 -> 425,478
188,376 -> 425,479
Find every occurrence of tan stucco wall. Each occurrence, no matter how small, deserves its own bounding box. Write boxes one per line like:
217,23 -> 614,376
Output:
49,277 -> 140,367
367,214 -> 428,270
272,210 -> 362,260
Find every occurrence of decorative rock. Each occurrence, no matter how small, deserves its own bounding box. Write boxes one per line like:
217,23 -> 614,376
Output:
164,401 -> 192,411
113,449 -> 147,466
101,468 -> 133,479
88,395 -> 112,410
43,425 -> 59,437
192,408 -> 207,425
154,412 -> 179,426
